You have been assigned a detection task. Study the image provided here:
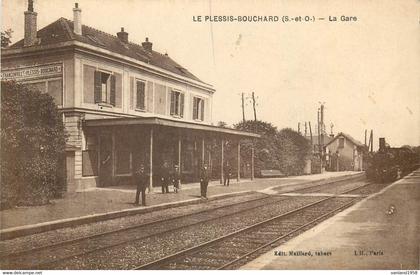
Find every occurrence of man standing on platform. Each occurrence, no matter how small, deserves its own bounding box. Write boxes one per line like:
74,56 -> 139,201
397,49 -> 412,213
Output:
223,162 -> 232,186
200,164 -> 209,199
134,164 -> 147,206
161,162 -> 170,194
172,164 -> 181,193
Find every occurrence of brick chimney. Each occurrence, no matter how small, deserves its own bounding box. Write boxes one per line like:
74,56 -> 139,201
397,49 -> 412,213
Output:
24,0 -> 37,46
73,3 -> 82,35
379,137 -> 386,151
117,27 -> 128,43
142,37 -> 152,52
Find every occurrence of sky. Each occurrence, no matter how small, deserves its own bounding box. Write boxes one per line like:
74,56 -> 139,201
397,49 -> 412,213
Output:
2,0 -> 419,148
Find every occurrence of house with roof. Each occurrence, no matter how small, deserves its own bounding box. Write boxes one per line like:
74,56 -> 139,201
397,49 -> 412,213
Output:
324,132 -> 367,171
305,135 -> 334,154
1,2 -> 258,192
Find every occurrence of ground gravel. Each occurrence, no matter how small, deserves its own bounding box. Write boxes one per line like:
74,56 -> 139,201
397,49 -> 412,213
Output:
0,193 -> 267,255
49,196 -> 322,269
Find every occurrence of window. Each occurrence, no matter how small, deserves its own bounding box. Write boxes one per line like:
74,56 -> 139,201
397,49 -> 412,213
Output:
193,97 -> 205,121
94,71 -> 116,106
101,73 -> 109,103
170,90 -> 184,117
338,137 -> 345,148
136,80 -> 146,110
82,135 -> 98,176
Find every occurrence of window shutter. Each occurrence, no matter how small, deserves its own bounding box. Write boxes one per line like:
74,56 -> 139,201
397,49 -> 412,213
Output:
110,74 -> 116,106
146,81 -> 153,112
137,81 -> 145,109
180,93 -> 184,117
170,91 -> 175,115
130,77 -> 134,109
94,71 -> 101,103
200,99 -> 205,121
193,97 -> 198,120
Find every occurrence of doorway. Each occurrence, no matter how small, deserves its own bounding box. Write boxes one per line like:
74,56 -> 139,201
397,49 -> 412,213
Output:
99,135 -> 113,186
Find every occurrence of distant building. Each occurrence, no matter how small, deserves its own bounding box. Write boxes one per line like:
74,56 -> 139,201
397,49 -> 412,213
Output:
1,2 -> 258,192
325,132 -> 366,171
306,135 -> 334,153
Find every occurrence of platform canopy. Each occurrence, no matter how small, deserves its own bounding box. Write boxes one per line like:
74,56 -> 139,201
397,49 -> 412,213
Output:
83,116 -> 259,190
84,116 -> 260,138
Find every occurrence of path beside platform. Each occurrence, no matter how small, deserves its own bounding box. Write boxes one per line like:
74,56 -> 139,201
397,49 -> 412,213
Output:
0,171 -> 360,235
241,169 -> 420,270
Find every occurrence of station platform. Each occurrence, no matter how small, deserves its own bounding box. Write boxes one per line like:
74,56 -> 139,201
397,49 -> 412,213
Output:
241,169 -> 420,270
0,171 -> 360,238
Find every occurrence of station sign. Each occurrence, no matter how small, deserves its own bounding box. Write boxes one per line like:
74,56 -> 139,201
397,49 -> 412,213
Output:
1,63 -> 62,81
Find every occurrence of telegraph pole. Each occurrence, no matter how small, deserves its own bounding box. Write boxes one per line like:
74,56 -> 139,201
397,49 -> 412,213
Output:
309,121 -> 313,150
370,130 -> 373,152
251,92 -> 257,121
320,103 -> 325,148
319,102 -> 326,173
317,109 -> 320,148
364,129 -> 367,146
241,93 -> 245,123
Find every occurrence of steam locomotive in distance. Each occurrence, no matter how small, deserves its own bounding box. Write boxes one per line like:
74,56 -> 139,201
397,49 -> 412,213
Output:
366,138 -> 418,183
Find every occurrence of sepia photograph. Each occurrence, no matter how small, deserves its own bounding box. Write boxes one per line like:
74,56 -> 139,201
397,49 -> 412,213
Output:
1,0 -> 419,273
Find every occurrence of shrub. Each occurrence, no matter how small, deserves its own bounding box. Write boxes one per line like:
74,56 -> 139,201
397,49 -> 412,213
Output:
276,128 -> 311,176
234,121 -> 311,176
1,81 -> 67,209
234,120 -> 279,176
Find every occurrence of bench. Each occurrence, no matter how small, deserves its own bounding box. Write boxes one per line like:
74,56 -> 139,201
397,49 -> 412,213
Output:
259,169 -> 285,178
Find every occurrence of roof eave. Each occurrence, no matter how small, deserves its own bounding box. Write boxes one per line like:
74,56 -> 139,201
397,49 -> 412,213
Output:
1,40 -> 216,93
84,117 -> 260,138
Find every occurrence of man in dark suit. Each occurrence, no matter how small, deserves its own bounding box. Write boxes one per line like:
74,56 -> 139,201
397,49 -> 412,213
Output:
172,164 -> 181,193
200,164 -> 209,199
134,164 -> 147,206
161,162 -> 170,194
223,162 -> 232,186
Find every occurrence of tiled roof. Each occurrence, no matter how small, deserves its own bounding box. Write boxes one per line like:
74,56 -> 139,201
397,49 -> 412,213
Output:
305,135 -> 333,145
10,18 -> 205,84
325,132 -> 365,148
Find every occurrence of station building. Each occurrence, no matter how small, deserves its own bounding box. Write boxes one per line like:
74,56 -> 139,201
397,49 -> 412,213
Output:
325,132 -> 366,171
1,2 -> 258,192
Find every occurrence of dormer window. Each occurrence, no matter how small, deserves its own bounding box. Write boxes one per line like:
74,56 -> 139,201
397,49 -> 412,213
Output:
86,34 -> 106,47
175,66 -> 187,74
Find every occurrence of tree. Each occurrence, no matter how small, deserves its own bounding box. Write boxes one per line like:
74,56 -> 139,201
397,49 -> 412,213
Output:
234,120 -> 311,177
1,28 -> 13,48
234,120 -> 279,176
1,81 -> 67,209
276,128 -> 311,175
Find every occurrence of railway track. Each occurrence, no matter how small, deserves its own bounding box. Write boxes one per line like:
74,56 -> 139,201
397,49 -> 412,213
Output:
0,176 -> 362,257
278,174 -> 367,194
133,182 -> 382,270
2,195 -> 318,269
1,176 -> 374,270
134,195 -> 360,270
